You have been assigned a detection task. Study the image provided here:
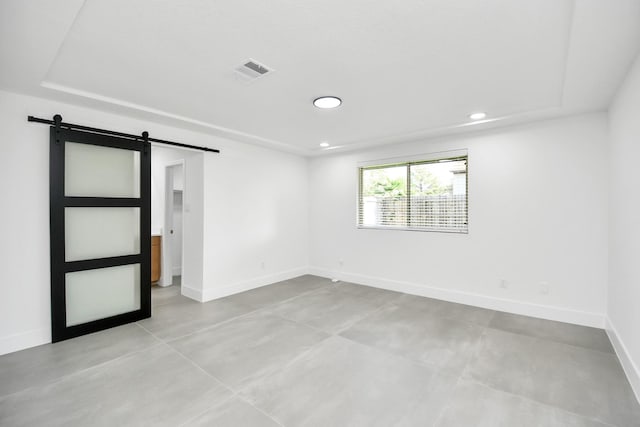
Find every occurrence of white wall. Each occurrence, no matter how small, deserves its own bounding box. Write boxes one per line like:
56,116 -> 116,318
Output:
172,191 -> 183,275
0,95 -> 51,355
198,138 -> 310,301
309,113 -> 609,327
170,164 -> 185,276
0,86 -> 619,359
173,164 -> 184,191
0,89 -> 309,355
607,53 -> 640,400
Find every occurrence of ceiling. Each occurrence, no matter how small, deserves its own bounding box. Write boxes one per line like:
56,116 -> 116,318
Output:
1,0 -> 639,155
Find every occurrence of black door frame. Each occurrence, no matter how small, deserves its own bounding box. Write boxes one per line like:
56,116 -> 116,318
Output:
49,124 -> 151,342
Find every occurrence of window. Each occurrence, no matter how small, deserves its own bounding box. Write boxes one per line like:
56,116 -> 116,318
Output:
358,155 -> 468,233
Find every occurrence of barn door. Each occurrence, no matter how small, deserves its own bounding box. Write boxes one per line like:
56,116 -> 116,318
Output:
49,124 -> 151,342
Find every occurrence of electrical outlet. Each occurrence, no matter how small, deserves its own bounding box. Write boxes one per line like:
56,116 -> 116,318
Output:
499,279 -> 508,289
539,281 -> 550,295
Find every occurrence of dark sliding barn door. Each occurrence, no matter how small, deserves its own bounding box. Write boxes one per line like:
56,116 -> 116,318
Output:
49,125 -> 151,342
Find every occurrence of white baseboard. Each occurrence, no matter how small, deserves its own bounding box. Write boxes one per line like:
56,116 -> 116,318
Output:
158,274 -> 172,287
181,283 -> 204,301
158,270 -> 180,287
197,267 -> 310,303
606,318 -> 640,404
0,328 -> 50,356
309,267 -> 605,328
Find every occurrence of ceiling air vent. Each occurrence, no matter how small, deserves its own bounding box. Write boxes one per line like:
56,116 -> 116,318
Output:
234,59 -> 273,81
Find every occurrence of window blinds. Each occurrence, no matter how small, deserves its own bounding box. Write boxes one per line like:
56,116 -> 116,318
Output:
358,156 -> 468,233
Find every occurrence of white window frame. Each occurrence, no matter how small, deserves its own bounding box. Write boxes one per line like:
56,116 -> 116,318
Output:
357,150 -> 468,233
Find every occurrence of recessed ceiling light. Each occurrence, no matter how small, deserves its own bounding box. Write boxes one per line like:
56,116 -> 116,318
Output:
319,142 -> 330,147
469,112 -> 487,120
314,96 -> 342,109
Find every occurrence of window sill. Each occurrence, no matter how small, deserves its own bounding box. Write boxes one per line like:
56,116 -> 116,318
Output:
357,225 -> 468,234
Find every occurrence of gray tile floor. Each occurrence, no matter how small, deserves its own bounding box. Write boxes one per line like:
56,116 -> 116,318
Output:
1,275 -> 638,426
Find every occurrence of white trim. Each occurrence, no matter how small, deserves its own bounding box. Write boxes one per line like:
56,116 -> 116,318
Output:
40,82 -> 306,155
181,283 -> 204,302
606,318 -> 640,404
0,328 -> 50,356
357,225 -> 468,234
161,160 -> 186,287
195,267 -> 310,303
172,267 -> 182,275
357,148 -> 468,168
308,267 -> 605,328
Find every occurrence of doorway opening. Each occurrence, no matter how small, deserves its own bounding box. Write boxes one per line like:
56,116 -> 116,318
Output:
163,161 -> 184,290
151,145 -> 203,301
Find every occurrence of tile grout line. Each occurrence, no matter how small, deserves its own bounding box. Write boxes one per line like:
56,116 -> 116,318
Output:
0,338 -> 166,401
428,324 -> 620,427
133,320 -> 164,338
342,290 -> 499,335
462,377 -> 619,427
324,331 -> 449,377
160,309 -> 258,343
152,295 -> 184,308
333,290 -> 406,334
161,309 -> 327,427
143,280 -> 338,400
483,325 -> 620,357
242,281 -> 628,426
158,342 -> 246,427
158,336 -> 280,427
0,323 -> 164,400
456,325 -> 490,381
4,276 -> 628,426
137,321 -> 237,393
235,394 -> 287,427
0,279 -> 328,418
270,312 -> 335,336
424,375 -> 466,427
260,281 -> 334,307
336,329 -> 439,372
190,287 -> 444,427
161,305 -> 325,426
267,286 -> 405,338
487,310 -> 615,354
267,310 -> 441,375
269,285 -> 406,338
232,335 -> 333,397
160,278 -> 394,346
162,341 -> 234,391
161,303 -> 287,344
157,281 -> 333,344
332,306 -> 489,376
155,278 -> 385,342
176,399 -> 234,427
462,326 -> 621,426
174,385 -> 240,427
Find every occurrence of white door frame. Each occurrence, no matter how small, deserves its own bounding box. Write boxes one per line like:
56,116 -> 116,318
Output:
159,160 -> 185,287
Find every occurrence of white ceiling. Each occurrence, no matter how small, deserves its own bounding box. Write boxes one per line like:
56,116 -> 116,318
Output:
1,0 -> 639,155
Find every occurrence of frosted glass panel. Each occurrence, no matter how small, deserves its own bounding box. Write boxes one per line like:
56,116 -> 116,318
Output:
65,141 -> 140,197
66,264 -> 140,326
65,208 -> 140,261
